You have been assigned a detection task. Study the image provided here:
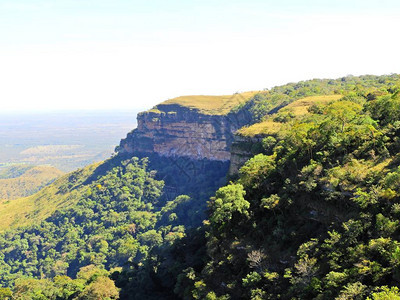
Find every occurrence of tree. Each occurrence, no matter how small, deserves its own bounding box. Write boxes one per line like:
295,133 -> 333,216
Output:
78,277 -> 119,300
325,100 -> 362,132
209,184 -> 249,228
366,91 -> 400,126
368,286 -> 400,300
0,288 -> 12,300
239,154 -> 276,189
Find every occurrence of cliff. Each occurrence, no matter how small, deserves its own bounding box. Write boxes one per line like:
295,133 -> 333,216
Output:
119,92 -> 257,161
118,93 -> 341,171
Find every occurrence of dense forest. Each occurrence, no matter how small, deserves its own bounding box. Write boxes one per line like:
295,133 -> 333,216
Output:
2,74 -> 400,299
186,75 -> 400,299
0,155 -> 228,299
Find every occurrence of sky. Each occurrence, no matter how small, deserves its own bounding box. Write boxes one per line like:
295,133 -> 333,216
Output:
0,0 -> 399,112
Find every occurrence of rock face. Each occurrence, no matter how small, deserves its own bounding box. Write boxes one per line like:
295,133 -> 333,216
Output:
119,103 -> 252,161
228,135 -> 264,175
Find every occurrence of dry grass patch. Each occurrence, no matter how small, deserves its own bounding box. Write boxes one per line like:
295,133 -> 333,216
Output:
158,91 -> 260,115
237,95 -> 342,137
282,95 -> 343,116
238,120 -> 283,137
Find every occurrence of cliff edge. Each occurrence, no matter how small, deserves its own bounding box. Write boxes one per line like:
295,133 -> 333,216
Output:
118,92 -> 257,161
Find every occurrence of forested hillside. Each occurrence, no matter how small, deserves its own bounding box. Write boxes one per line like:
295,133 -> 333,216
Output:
0,154 -> 228,298
175,74 -> 400,299
0,165 -> 63,201
1,74 -> 400,299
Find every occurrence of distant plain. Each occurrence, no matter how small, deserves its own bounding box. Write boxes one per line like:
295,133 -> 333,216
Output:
0,110 -> 139,172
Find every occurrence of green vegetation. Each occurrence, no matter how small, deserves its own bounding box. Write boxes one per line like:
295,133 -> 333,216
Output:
237,95 -> 342,137
113,74 -> 400,299
0,158 -> 169,287
237,74 -> 400,123
0,164 -> 34,179
2,74 -> 400,299
0,163 -> 99,231
153,91 -> 259,115
176,74 -> 400,299
280,94 -> 342,116
0,165 -> 63,201
0,154 -> 228,298
6,266 -> 119,300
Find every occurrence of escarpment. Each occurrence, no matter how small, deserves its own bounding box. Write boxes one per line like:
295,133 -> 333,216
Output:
119,93 -> 256,161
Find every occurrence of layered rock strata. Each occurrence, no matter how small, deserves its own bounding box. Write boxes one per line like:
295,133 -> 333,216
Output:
119,103 -> 252,161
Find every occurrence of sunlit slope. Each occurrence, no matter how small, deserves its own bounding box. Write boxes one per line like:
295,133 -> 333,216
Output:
155,91 -> 260,115
282,94 -> 342,116
0,162 -> 101,231
238,94 -> 342,137
0,165 -> 64,200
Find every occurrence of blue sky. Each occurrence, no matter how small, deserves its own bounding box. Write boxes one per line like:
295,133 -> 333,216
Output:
0,0 -> 399,111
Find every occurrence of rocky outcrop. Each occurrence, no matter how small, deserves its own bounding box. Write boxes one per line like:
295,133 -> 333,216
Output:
228,135 -> 264,175
119,103 -> 252,161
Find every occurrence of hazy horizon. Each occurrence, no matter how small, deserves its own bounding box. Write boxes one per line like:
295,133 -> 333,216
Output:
0,109 -> 138,171
0,107 -> 144,115
1,0 -> 399,112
